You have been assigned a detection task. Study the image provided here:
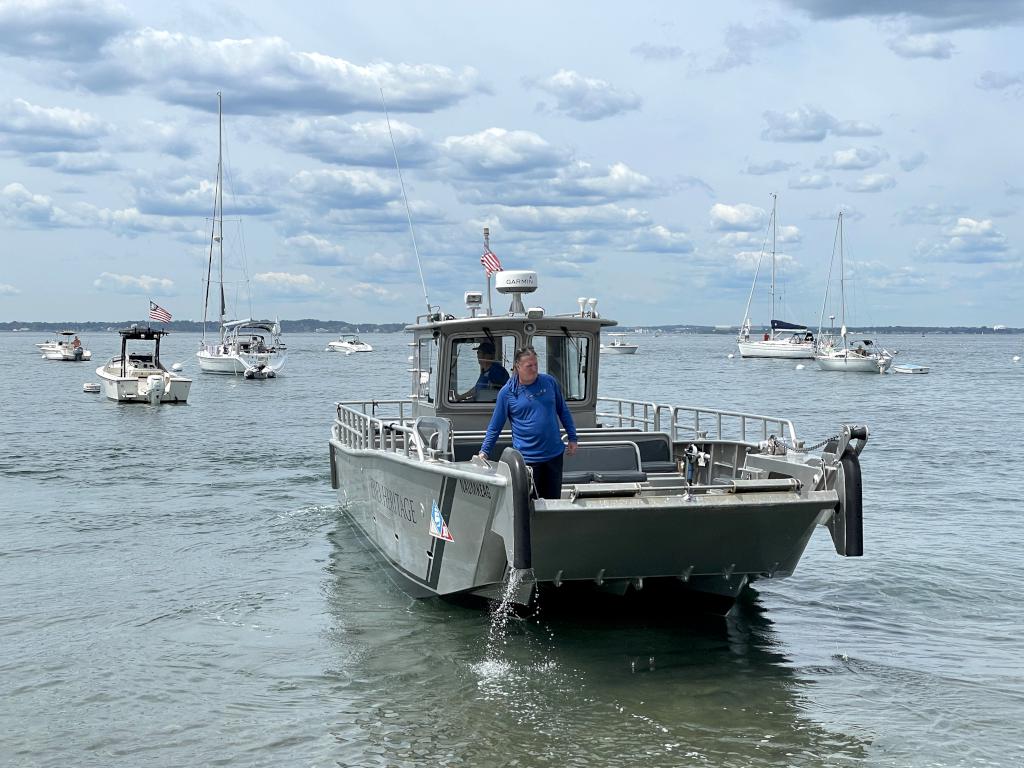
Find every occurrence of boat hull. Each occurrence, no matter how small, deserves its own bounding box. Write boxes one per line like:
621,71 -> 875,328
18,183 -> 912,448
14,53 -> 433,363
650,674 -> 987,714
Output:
196,348 -> 285,376
600,345 -> 638,355
330,439 -> 840,607
95,367 -> 191,403
816,353 -> 892,373
737,340 -> 815,359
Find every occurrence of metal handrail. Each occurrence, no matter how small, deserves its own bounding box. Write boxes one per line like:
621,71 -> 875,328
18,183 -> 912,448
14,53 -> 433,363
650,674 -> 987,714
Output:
333,399 -> 455,462
595,397 -> 660,430
596,396 -> 797,444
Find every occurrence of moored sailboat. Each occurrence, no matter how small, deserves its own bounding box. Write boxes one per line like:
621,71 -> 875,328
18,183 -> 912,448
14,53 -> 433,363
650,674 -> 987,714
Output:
814,212 -> 896,373
736,194 -> 815,359
196,92 -> 286,379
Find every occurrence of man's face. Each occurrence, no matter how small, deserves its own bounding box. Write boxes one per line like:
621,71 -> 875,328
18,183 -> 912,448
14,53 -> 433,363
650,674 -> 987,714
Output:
477,350 -> 492,367
516,353 -> 539,384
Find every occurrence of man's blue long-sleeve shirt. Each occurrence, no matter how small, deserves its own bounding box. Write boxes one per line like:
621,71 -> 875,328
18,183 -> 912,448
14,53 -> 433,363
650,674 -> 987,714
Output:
480,373 -> 577,462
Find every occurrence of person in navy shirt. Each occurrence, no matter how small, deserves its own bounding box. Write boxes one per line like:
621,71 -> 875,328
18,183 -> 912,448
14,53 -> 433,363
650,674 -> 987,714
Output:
457,341 -> 509,401
478,346 -> 578,499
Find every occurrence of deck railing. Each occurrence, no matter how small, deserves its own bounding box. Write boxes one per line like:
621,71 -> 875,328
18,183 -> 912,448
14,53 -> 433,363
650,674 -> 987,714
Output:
333,400 -> 453,461
597,396 -> 797,444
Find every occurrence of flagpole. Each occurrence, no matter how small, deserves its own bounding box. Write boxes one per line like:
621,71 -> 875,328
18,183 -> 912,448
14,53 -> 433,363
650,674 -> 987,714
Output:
484,227 -> 493,316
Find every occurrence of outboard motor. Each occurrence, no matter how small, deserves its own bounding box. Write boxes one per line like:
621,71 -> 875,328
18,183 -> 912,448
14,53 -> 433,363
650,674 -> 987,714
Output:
73,346 -> 84,360
146,375 -> 163,405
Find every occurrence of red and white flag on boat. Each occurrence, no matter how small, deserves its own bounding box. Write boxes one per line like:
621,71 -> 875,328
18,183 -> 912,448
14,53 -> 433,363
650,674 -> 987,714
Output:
480,248 -> 502,278
149,301 -> 172,323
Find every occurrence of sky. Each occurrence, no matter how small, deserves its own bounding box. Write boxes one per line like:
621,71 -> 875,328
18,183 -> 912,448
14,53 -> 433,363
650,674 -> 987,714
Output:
1,0 -> 1023,328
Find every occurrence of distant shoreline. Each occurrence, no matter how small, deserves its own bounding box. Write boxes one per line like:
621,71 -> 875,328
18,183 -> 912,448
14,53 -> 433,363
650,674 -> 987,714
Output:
4,321 -> 1021,335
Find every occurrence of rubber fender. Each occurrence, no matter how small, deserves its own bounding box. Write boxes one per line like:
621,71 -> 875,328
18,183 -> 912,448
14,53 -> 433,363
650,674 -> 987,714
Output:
329,442 -> 340,489
500,447 -> 534,570
840,449 -> 863,556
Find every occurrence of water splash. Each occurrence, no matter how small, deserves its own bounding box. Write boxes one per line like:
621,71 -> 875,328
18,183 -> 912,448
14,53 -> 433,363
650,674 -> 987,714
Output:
484,567 -> 528,661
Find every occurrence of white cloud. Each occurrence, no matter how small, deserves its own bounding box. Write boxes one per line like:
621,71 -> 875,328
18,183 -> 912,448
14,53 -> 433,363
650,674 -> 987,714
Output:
350,282 -> 401,301
820,146 -> 889,170
289,169 -> 398,210
976,70 -> 1024,91
278,117 -> 434,167
252,271 -> 326,298
761,105 -> 835,142
525,69 -> 642,121
789,173 -> 832,189
93,272 -> 175,294
0,98 -> 109,152
832,120 -> 882,137
0,283 -> 20,295
441,128 -> 568,179
284,235 -> 347,266
932,217 -> 1012,262
60,28 -> 487,115
845,173 -> 896,193
745,159 -> 797,175
0,0 -> 131,62
706,19 -> 800,73
709,203 -> 765,232
888,33 -> 955,59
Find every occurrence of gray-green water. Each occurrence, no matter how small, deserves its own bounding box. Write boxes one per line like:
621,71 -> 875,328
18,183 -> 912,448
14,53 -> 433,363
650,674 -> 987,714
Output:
3,330 -> 1022,766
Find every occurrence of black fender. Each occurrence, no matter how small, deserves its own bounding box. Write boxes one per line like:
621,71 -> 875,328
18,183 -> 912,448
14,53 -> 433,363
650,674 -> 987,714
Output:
500,447 -> 534,570
836,449 -> 864,557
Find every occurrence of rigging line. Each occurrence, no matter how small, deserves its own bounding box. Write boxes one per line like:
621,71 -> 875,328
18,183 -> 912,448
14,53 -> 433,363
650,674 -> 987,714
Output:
817,212 -> 841,337
740,192 -> 775,328
381,87 -> 431,317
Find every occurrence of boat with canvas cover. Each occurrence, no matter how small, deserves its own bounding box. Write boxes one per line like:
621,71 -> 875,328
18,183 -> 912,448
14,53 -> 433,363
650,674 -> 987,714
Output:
96,326 -> 191,404
328,260 -> 870,612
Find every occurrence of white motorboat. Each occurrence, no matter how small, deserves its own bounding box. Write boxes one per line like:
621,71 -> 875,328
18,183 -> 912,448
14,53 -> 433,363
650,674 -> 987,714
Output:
96,326 -> 191,404
814,213 -> 896,374
737,194 -> 815,359
326,333 -> 373,354
196,92 -> 285,380
600,332 -> 638,355
39,330 -> 91,361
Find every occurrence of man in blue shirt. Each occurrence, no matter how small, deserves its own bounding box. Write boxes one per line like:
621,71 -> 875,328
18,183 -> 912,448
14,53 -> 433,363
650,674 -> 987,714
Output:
478,346 -> 578,499
457,341 -> 509,401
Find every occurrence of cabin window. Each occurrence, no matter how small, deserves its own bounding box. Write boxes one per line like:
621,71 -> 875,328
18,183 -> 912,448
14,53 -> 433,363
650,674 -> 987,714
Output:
447,336 -> 513,404
531,333 -> 590,401
416,337 -> 437,403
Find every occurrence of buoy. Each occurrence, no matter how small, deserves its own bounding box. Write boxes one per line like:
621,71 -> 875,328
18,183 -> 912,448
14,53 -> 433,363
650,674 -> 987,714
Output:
1013,355 -> 1021,363
727,353 -> 734,359
171,362 -> 183,371
795,363 -> 805,370
82,382 -> 100,393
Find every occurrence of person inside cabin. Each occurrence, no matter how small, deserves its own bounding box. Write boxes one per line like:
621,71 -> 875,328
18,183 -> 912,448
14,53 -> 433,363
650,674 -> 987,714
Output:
457,341 -> 509,401
478,346 -> 577,499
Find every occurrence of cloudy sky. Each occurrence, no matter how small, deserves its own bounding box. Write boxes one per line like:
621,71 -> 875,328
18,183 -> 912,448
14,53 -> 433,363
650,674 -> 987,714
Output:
1,0 -> 1023,327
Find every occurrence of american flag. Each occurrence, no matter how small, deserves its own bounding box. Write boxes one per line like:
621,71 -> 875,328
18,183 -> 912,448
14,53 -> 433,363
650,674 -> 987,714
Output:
149,301 -> 172,324
480,248 -> 502,277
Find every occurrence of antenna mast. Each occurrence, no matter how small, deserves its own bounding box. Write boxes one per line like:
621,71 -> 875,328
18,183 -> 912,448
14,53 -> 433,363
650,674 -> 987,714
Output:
381,89 -> 431,317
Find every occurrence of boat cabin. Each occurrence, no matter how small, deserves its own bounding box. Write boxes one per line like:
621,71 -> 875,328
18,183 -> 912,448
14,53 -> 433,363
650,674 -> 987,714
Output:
405,271 -> 615,431
113,326 -> 168,376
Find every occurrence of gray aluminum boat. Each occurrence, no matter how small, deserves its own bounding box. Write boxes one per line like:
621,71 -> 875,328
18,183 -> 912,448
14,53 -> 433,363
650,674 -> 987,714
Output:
329,269 -> 867,611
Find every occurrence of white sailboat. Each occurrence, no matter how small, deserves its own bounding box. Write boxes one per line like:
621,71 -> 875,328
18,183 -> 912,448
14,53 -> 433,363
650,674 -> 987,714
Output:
814,212 -> 896,374
196,92 -> 286,379
736,194 -> 815,359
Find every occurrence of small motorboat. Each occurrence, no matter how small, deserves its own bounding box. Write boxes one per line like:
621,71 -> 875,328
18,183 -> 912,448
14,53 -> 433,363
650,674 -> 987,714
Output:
96,326 -> 192,404
82,382 -> 101,393
599,332 -> 638,355
326,333 -> 373,354
40,330 -> 92,361
892,364 -> 929,374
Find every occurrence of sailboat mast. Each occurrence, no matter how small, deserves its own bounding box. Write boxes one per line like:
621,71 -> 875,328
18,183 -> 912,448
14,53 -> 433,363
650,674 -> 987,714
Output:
769,192 -> 777,327
839,211 -> 847,346
216,91 -> 225,342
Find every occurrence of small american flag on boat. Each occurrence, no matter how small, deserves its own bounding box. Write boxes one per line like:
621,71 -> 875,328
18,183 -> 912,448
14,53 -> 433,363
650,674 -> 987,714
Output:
149,301 -> 172,323
480,248 -> 502,277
